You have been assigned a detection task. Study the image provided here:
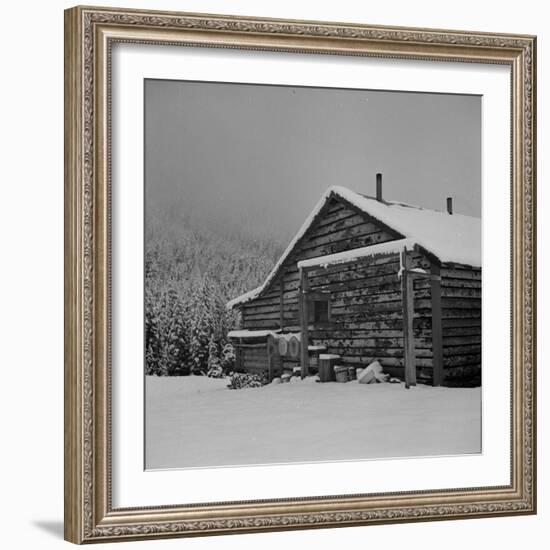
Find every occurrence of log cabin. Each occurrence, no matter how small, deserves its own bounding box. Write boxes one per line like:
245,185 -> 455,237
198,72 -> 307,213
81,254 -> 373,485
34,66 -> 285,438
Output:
226,177 -> 481,387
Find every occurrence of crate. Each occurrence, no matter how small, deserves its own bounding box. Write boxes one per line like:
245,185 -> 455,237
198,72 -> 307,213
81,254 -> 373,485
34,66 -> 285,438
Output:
334,366 -> 349,383
307,345 -> 327,371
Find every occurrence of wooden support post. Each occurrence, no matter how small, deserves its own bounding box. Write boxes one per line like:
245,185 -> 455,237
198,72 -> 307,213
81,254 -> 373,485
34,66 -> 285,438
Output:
279,280 -> 284,330
236,338 -> 244,372
430,263 -> 444,386
267,335 -> 273,381
401,250 -> 416,388
299,268 -> 310,378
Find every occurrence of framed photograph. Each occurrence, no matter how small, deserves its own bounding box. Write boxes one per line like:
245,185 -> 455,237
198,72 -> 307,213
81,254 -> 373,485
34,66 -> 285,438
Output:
64,5 -> 537,544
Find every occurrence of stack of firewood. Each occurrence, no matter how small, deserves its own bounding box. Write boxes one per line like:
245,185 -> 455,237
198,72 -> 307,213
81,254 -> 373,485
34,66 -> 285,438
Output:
227,372 -> 269,389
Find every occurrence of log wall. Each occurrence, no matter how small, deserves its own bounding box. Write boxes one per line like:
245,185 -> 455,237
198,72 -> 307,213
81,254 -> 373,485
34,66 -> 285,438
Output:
304,250 -> 434,381
242,197 -> 400,331
233,341 -> 283,378
237,196 -> 481,386
440,265 -> 482,385
240,197 -> 435,379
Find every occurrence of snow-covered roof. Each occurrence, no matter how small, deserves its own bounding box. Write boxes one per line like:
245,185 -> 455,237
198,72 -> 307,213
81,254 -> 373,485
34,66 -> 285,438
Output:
227,186 -> 481,309
297,238 -> 416,270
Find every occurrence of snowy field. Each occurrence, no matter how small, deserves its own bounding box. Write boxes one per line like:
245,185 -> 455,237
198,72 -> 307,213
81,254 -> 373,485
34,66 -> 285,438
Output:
145,375 -> 481,470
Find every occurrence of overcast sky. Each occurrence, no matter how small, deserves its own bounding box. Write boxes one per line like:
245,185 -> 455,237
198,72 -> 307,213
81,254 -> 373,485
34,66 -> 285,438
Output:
145,79 -> 481,243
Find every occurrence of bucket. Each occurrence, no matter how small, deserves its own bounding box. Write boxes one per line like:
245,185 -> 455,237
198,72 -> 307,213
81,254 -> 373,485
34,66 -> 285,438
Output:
334,366 -> 349,383
288,335 -> 301,358
277,336 -> 289,357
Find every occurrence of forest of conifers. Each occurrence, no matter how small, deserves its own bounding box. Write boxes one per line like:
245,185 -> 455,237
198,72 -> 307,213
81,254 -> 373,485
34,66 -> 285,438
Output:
145,210 -> 283,376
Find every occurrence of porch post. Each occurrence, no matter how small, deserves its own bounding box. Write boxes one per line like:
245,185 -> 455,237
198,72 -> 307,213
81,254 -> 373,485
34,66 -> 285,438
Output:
279,279 -> 284,330
401,250 -> 417,388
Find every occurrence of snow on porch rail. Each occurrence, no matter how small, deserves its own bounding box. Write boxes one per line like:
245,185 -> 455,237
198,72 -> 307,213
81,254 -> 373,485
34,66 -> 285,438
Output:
227,329 -> 280,339
297,238 -> 417,270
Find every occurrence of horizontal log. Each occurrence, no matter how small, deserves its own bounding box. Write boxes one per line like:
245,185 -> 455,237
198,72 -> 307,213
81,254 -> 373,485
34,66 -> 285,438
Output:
443,347 -> 481,358
316,329 -> 427,340
443,364 -> 481,373
243,359 -> 269,368
415,278 -> 482,291
442,317 -> 481,328
336,356 -> 433,368
282,263 -> 399,292
443,354 -> 481,367
310,273 -> 400,295
333,311 -> 429,323
242,355 -> 269,362
244,302 -> 300,316
300,223 -> 388,252
339,318 -> 421,330
319,336 -> 433,349
441,287 -> 482,299
415,287 -> 481,300
316,280 -> 402,298
283,255 -> 400,287
443,279 -> 482,290
441,268 -> 482,280
326,346 -> 433,359
242,320 -> 280,329
331,302 -> 403,315
242,348 -> 268,356
442,326 -> 482,337
314,205 -> 357,225
312,211 -> 370,235
242,311 -> 280,321
311,275 -> 401,298
331,291 -> 403,308
301,232 -> 395,259
442,334 -> 481,346
243,347 -> 269,355
441,309 -> 481,319
243,359 -> 269,367
441,298 -> 482,310
242,304 -> 282,316
243,310 -> 301,322
325,199 -> 347,215
307,255 -> 399,281
232,343 -> 267,349
240,295 -> 281,309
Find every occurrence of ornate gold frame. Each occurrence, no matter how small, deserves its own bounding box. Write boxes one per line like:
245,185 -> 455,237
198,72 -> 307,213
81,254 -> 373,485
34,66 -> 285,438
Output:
64,5 -> 537,544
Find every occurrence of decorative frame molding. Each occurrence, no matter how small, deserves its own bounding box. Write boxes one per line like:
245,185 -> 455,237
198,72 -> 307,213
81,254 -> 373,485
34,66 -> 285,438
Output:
64,5 -> 536,544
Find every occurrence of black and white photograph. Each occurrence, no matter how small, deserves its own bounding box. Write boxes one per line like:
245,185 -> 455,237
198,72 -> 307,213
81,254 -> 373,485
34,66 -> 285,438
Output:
144,79 -> 482,470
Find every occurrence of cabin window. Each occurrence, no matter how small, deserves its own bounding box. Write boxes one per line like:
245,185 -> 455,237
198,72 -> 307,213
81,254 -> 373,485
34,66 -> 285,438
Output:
309,296 -> 330,324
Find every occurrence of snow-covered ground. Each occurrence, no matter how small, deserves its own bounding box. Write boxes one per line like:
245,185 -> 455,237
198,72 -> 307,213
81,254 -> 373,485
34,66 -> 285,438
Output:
145,375 -> 481,470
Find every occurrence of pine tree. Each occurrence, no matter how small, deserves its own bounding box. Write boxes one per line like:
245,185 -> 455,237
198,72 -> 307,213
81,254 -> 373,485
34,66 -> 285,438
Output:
144,212 -> 283,376
220,341 -> 235,374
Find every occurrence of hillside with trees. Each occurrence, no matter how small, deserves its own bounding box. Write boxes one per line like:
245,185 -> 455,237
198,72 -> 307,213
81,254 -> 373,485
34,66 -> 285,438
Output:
145,208 -> 284,376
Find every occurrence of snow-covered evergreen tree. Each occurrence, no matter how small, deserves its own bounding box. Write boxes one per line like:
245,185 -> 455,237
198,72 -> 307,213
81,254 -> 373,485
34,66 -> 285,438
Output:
144,212 -> 283,376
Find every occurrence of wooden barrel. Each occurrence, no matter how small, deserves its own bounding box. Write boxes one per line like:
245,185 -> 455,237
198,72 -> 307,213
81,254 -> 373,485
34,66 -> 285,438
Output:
277,336 -> 289,357
318,354 -> 340,382
288,335 -> 300,359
